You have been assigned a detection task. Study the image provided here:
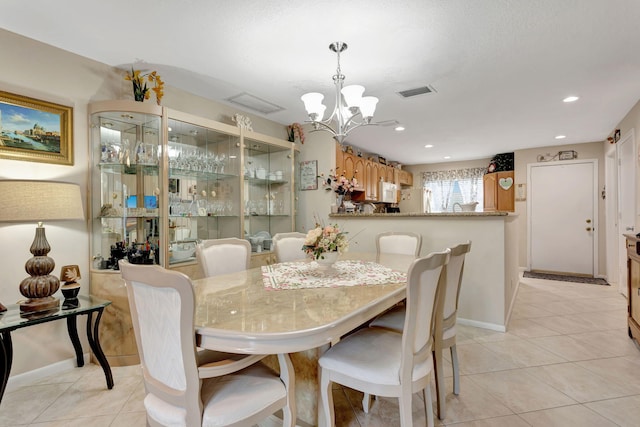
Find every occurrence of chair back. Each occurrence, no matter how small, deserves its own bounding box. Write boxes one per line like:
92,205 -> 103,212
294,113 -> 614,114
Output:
273,232 -> 307,263
196,238 -> 251,277
119,261 -> 203,426
442,241 -> 472,324
376,232 -> 422,258
400,250 -> 450,378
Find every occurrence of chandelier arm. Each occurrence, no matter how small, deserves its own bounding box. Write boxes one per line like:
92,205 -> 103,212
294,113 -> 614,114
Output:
304,120 -> 339,136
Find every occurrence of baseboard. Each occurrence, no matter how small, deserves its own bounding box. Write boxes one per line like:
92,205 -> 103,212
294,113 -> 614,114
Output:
6,353 -> 90,392
457,318 -> 506,332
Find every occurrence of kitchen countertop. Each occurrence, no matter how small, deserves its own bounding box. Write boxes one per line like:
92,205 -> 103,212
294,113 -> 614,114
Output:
329,211 -> 510,218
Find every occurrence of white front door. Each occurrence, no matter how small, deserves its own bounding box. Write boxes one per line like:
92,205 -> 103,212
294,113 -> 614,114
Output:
528,160 -> 597,275
618,131 -> 636,296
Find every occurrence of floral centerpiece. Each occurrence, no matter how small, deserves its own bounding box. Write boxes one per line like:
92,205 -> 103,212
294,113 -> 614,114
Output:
321,169 -> 358,195
302,222 -> 349,260
287,123 -> 305,144
124,68 -> 165,105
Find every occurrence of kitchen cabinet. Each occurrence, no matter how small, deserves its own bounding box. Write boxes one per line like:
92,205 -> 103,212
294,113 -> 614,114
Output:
483,171 -> 514,212
398,169 -> 413,186
384,165 -> 395,183
336,144 -> 344,175
626,235 -> 640,347
365,160 -> 380,201
335,145 -> 410,201
339,150 -> 365,192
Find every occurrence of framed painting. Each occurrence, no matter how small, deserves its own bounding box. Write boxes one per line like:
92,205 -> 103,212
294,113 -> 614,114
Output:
0,90 -> 73,165
300,160 -> 318,190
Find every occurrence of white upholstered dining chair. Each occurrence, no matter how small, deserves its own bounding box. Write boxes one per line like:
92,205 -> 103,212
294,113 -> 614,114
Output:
318,250 -> 450,427
272,232 -> 307,263
376,231 -> 422,258
369,241 -> 472,420
119,261 -> 295,427
196,237 -> 251,277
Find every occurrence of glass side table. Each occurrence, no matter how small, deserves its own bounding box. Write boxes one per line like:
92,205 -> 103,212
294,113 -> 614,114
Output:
0,295 -> 114,403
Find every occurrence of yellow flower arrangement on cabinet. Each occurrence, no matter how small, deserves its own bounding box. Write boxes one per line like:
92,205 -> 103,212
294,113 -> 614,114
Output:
124,68 -> 164,105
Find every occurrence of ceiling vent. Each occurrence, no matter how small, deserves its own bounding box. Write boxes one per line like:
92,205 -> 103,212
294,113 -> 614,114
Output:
225,92 -> 285,115
396,85 -> 436,98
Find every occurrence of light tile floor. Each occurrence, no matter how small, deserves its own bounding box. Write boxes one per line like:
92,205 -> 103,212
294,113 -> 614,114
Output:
2,275 -> 640,426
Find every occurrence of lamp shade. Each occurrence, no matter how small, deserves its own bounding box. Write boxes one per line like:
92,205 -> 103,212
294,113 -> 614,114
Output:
0,180 -> 84,223
359,96 -> 379,119
341,85 -> 365,108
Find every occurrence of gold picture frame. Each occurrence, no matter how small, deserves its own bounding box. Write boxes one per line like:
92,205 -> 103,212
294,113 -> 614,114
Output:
0,90 -> 73,165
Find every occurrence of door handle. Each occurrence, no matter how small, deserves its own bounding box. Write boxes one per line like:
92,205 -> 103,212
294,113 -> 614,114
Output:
626,227 -> 635,231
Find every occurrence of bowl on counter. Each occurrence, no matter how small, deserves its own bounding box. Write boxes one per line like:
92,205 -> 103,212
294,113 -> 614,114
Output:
170,242 -> 196,261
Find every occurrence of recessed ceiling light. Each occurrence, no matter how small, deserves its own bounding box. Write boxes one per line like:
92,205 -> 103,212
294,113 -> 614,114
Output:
424,144 -> 433,148
394,126 -> 405,132
443,156 -> 451,159
563,96 -> 579,103
555,135 -> 566,139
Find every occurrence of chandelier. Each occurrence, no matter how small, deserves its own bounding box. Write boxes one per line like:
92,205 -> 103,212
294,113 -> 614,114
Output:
301,42 -> 378,143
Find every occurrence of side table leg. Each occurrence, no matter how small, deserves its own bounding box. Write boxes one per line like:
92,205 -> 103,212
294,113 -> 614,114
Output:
0,331 -> 13,404
86,309 -> 114,389
66,316 -> 84,367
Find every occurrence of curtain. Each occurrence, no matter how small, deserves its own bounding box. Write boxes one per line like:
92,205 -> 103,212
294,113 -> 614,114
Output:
421,167 -> 486,212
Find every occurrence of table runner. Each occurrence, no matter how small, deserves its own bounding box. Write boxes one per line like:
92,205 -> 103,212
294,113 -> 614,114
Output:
261,259 -> 407,290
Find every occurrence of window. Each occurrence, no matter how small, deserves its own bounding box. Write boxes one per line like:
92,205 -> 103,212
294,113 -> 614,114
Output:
422,167 -> 486,212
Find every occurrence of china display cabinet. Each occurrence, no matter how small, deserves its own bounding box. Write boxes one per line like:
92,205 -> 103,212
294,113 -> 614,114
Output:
89,100 -> 164,366
166,110 -> 241,272
243,132 -> 296,258
89,101 -> 297,366
88,101 -> 298,365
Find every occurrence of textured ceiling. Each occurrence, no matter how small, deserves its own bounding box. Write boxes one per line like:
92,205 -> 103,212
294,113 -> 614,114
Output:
2,0 -> 640,165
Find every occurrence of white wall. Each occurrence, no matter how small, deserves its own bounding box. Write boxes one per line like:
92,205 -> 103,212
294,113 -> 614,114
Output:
296,130 -> 337,232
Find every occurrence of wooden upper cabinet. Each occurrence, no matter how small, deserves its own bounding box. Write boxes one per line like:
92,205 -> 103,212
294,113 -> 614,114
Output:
398,169 -> 413,186
353,157 -> 365,191
335,144 -> 344,173
385,166 -> 395,183
483,171 -> 514,212
343,153 -> 355,181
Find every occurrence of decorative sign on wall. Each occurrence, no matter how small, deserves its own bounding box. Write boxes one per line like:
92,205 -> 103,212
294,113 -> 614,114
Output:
499,176 -> 513,191
300,160 -> 318,190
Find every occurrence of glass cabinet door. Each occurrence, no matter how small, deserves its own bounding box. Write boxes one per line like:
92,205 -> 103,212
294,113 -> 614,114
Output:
167,113 -> 241,266
243,135 -> 294,253
90,101 -> 163,269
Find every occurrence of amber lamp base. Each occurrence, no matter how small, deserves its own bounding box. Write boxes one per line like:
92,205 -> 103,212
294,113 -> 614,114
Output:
19,224 -> 60,314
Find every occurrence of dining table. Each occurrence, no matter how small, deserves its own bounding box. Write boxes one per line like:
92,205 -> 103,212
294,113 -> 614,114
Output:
192,252 -> 414,426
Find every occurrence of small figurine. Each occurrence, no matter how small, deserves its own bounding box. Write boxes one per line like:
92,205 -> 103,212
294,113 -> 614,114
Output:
60,265 -> 81,309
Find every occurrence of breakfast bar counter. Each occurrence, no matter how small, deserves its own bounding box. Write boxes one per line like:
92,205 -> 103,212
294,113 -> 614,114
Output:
329,212 -> 519,331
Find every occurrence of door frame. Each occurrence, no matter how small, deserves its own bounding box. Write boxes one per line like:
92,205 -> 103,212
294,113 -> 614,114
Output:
616,129 -> 636,295
605,143 -> 619,289
526,159 -> 599,276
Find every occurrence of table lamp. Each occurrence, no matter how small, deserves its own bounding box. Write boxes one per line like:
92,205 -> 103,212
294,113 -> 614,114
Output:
0,180 -> 84,314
